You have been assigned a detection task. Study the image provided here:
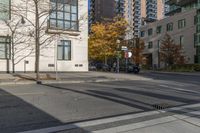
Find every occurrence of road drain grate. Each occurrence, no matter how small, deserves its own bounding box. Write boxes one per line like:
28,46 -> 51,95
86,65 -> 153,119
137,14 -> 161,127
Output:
152,103 -> 171,110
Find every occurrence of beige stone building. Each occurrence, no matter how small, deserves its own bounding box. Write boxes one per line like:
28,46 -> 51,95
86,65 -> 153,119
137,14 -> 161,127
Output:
140,9 -> 197,68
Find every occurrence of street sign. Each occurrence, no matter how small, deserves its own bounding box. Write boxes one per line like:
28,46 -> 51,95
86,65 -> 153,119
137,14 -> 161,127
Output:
121,46 -> 128,51
124,51 -> 128,58
128,52 -> 132,58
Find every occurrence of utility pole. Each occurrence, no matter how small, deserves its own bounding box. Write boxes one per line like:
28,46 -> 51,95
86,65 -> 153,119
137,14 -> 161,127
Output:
116,39 -> 121,73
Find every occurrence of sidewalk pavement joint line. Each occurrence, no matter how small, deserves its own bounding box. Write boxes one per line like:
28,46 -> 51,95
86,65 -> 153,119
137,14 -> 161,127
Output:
0,92 -> 45,96
159,84 -> 199,93
20,103 -> 200,133
92,116 -> 178,133
172,111 -> 200,127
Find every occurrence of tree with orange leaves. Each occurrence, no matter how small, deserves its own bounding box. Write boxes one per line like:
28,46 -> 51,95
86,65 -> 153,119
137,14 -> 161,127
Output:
128,38 -> 145,65
89,18 -> 127,62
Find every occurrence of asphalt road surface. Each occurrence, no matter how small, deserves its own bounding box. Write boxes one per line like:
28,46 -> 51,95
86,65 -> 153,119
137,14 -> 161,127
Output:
0,72 -> 200,132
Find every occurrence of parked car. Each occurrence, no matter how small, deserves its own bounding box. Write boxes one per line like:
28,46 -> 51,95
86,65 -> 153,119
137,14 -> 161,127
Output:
95,63 -> 111,71
127,64 -> 140,74
89,63 -> 97,71
120,63 -> 140,74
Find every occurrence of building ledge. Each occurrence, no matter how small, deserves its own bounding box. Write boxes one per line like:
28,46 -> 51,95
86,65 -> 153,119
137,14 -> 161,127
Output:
46,28 -> 81,36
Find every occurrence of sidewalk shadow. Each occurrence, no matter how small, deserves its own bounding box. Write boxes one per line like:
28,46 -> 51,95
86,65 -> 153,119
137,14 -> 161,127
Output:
0,88 -> 90,133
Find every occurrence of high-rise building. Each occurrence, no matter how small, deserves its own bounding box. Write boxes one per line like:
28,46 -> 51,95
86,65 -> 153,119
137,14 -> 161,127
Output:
89,0 -> 166,38
130,0 -> 166,38
89,0 -> 125,25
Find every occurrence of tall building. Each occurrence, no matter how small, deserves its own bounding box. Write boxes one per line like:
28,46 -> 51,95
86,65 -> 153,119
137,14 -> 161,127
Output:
89,0 -> 125,24
131,0 -> 166,37
0,0 -> 88,72
140,0 -> 200,68
89,0 -> 166,38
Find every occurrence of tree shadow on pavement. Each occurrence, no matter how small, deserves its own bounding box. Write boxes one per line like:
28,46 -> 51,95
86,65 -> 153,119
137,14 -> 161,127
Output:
0,88 -> 90,133
43,84 -> 152,112
114,88 -> 199,104
112,87 -> 200,119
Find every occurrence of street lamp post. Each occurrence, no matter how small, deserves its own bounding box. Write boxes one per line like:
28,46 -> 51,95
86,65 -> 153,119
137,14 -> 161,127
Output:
116,39 -> 120,73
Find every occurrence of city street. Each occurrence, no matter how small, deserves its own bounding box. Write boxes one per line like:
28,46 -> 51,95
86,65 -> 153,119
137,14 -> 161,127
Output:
0,72 -> 200,132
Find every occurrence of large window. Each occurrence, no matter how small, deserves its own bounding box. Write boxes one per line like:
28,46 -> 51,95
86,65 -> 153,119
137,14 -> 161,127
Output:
178,19 -> 186,29
57,40 -> 71,60
0,0 -> 10,20
148,41 -> 153,49
156,26 -> 162,34
0,36 -> 10,59
166,23 -> 173,31
49,0 -> 78,31
180,35 -> 184,46
140,31 -> 145,37
148,28 -> 153,36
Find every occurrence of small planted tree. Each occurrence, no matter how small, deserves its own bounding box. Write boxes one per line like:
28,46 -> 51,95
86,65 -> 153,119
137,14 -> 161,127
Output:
160,34 -> 186,68
129,38 -> 145,65
4,19 -> 33,73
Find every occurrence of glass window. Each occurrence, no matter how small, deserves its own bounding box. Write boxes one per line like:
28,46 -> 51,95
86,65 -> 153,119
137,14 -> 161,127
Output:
178,19 -> 186,29
148,41 -> 153,49
57,40 -> 71,60
49,0 -> 78,31
0,36 -> 10,59
156,26 -> 162,34
0,0 -> 10,20
140,31 -> 145,37
180,35 -> 184,46
166,23 -> 173,31
148,28 -> 153,36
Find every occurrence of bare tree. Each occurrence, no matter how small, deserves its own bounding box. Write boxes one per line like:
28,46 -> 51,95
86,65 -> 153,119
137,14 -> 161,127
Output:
160,34 -> 186,68
3,0 -> 87,80
4,19 -> 33,73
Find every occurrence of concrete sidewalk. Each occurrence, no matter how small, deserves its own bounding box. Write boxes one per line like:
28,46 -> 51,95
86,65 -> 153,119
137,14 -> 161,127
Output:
142,70 -> 200,76
21,103 -> 200,133
0,72 -> 151,85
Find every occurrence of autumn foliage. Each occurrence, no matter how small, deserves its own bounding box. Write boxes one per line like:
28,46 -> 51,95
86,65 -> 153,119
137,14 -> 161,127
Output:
129,38 -> 145,65
89,18 -> 128,61
160,34 -> 186,67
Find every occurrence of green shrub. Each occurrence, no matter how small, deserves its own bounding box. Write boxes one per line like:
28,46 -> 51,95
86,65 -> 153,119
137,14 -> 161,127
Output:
194,64 -> 200,71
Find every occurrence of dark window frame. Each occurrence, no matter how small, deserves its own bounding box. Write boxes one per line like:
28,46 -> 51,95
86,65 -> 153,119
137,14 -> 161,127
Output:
0,36 -> 11,60
49,0 -> 79,31
148,41 -> 153,49
156,25 -> 162,34
0,0 -> 11,20
178,19 -> 186,29
166,22 -> 173,31
140,31 -> 145,37
148,28 -> 153,36
57,40 -> 71,61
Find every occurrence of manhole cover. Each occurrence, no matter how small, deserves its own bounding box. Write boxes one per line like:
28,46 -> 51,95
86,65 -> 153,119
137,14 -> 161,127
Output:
152,103 -> 171,110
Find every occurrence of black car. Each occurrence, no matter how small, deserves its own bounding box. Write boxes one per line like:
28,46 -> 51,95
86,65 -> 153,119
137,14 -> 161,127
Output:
127,64 -> 140,74
95,63 -> 111,71
120,63 -> 140,74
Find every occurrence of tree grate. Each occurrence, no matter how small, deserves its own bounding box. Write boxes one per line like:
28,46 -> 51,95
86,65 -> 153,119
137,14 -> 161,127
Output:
152,103 -> 171,110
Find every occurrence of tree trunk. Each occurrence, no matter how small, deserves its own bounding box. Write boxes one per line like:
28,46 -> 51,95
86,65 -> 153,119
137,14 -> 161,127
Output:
11,35 -> 15,73
35,2 -> 40,81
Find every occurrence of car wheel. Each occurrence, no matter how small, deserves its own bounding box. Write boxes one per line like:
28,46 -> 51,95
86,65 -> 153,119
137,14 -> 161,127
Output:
134,68 -> 139,74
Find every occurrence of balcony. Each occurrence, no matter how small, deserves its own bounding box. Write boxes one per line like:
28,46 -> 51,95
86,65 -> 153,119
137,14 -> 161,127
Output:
165,0 -> 197,6
177,0 -> 197,6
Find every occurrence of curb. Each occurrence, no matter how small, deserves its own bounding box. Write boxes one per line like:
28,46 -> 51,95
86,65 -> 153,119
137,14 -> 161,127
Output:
0,79 -> 125,86
0,76 -> 152,86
